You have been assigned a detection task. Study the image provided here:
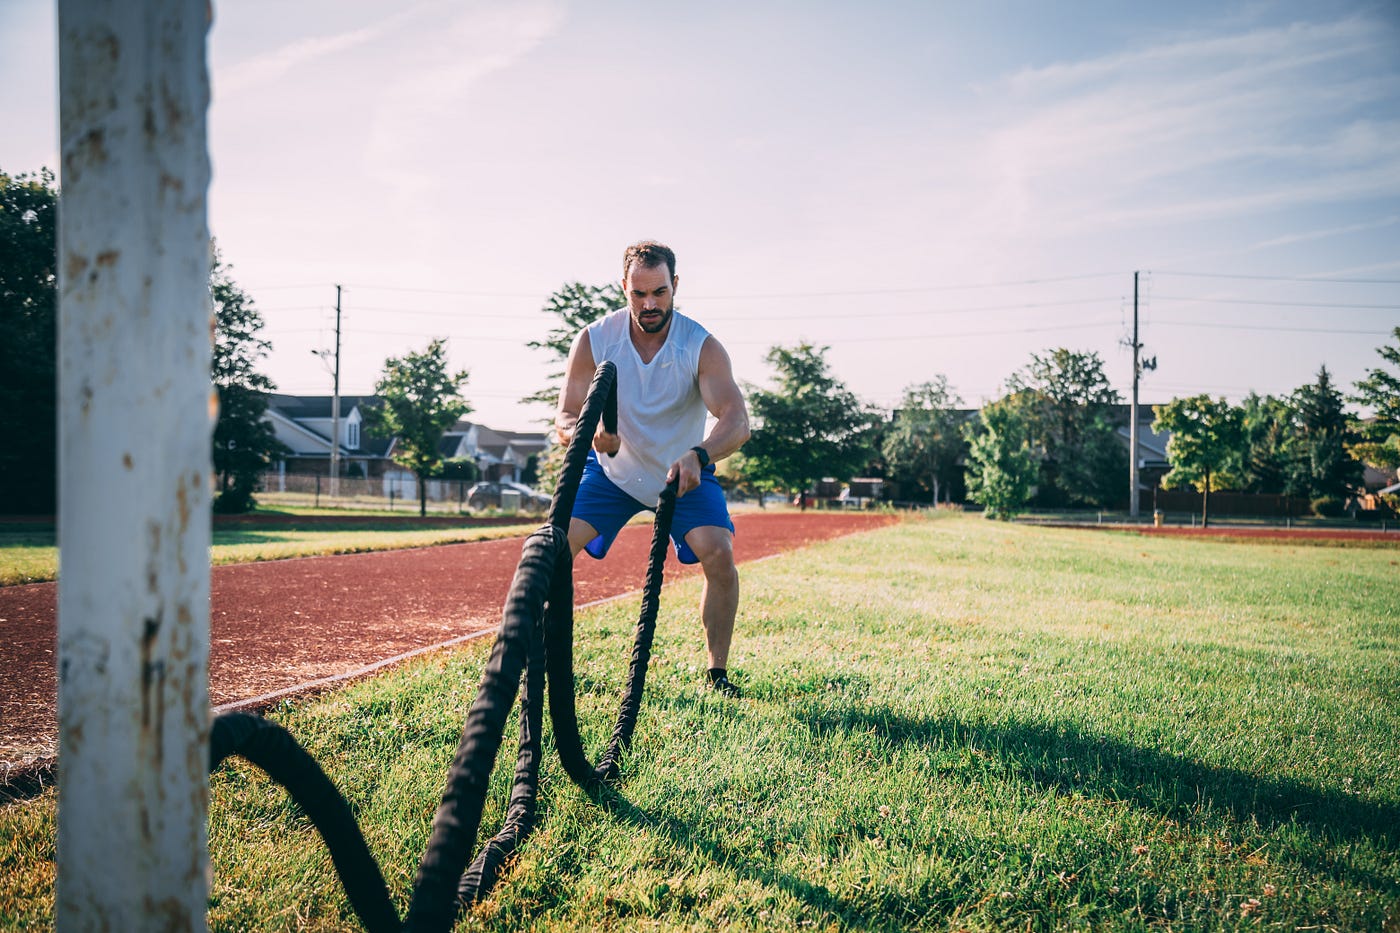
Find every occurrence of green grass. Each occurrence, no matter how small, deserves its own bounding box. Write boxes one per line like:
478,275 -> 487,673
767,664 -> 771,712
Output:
2,514 -> 1397,930
0,516 -> 540,586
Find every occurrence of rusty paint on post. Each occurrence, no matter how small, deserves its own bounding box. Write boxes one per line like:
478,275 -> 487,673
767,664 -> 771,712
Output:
56,2 -> 213,931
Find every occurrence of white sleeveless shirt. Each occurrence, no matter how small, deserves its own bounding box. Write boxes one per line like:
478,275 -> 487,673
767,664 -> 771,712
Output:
586,308 -> 710,505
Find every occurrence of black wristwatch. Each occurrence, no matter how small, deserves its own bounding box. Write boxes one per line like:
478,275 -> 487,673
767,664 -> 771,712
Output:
690,445 -> 711,469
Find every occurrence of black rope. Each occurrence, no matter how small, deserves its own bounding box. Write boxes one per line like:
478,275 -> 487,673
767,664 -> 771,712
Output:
209,361 -> 678,932
209,713 -> 400,933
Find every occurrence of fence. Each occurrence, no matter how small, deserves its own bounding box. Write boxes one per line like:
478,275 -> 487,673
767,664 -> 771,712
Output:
256,471 -> 481,513
1154,490 -> 1316,519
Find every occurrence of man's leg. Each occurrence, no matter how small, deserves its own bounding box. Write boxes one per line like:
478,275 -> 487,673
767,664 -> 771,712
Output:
683,525 -> 739,671
567,517 -> 600,558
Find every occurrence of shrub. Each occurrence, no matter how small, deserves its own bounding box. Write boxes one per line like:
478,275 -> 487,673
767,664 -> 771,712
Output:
1310,495 -> 1345,518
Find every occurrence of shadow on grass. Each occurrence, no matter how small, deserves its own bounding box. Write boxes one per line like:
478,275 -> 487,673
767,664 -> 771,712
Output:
587,783 -> 886,931
794,703 -> 1400,851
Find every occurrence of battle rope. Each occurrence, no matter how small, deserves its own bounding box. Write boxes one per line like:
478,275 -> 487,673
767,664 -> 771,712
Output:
209,362 -> 679,932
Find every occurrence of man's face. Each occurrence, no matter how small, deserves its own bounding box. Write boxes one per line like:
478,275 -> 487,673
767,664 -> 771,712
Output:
624,262 -> 677,335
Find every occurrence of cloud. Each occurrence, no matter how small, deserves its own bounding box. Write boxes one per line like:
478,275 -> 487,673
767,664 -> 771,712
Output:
363,1 -> 567,193
1247,214 -> 1399,252
975,14 -> 1400,237
219,16 -> 405,95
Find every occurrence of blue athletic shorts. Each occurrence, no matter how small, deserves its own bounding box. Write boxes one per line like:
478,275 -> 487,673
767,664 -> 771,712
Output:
572,451 -> 734,564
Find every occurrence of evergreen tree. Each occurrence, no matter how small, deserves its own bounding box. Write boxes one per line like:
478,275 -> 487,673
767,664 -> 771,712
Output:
1239,392 -> 1299,495
211,248 -> 285,513
0,169 -> 58,513
1291,365 -> 1362,506
364,338 -> 470,516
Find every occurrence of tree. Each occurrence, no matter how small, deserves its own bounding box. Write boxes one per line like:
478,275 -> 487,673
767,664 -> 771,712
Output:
364,338 -> 470,516
523,281 -> 623,411
881,376 -> 965,504
1005,348 -> 1126,507
523,282 -> 622,492
1238,392 -> 1299,495
1291,366 -> 1362,508
211,248 -> 285,513
0,169 -> 58,513
1152,395 -> 1245,527
963,393 -> 1039,520
742,343 -> 879,504
1351,326 -> 1400,471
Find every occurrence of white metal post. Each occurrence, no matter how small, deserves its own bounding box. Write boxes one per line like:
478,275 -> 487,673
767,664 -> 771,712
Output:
57,2 -> 212,930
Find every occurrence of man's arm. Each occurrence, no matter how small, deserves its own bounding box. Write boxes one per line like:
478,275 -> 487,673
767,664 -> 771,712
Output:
668,335 -> 751,495
555,329 -> 620,454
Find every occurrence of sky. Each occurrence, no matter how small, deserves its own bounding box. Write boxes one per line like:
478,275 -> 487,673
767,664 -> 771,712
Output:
3,0 -> 1398,432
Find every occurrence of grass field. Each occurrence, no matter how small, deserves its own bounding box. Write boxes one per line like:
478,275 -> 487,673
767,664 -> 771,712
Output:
0,513 -> 540,586
2,513 -> 1397,930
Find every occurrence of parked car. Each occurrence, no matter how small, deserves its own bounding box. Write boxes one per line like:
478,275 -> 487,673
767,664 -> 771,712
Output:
466,480 -> 551,514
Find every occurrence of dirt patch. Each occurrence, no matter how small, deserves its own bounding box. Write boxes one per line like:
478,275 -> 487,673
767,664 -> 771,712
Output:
1,510 -> 896,778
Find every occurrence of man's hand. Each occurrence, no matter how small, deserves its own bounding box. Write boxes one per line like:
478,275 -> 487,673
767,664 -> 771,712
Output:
665,448 -> 704,497
593,428 -> 621,457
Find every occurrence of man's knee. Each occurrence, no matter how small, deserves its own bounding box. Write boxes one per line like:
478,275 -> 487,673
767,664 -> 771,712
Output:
685,526 -> 736,576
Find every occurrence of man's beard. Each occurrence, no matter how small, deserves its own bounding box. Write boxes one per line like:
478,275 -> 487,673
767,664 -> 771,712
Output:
634,306 -> 672,334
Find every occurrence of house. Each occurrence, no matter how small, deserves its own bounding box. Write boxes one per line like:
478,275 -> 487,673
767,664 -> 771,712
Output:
263,394 -> 395,478
440,419 -> 550,483
263,395 -> 551,490
1109,404 -> 1172,495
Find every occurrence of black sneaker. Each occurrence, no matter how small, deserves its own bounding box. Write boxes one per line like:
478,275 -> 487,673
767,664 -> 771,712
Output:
710,675 -> 742,699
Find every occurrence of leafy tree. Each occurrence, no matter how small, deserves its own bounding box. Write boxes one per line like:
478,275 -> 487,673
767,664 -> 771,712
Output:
0,169 -> 58,513
364,338 -> 470,516
1290,365 -> 1362,503
211,248 -> 285,513
715,449 -> 781,507
881,376 -> 965,504
1351,326 -> 1400,470
742,343 -> 879,504
963,393 -> 1039,520
523,281 -> 623,411
524,282 -> 622,492
1152,395 -> 1244,527
1005,348 -> 1125,507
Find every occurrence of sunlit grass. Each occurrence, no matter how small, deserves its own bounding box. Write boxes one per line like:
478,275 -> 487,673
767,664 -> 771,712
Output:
2,514 -> 1396,930
0,519 -> 539,586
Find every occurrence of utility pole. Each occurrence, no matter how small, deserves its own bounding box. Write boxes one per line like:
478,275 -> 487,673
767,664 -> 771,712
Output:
57,1 -> 212,929
1128,271 -> 1156,520
330,284 -> 342,500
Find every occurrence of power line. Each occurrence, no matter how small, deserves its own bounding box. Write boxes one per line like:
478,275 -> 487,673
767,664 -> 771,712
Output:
1150,320 -> 1391,335
1152,295 -> 1398,311
1153,270 -> 1400,285
688,271 -> 1126,300
262,294 -> 1125,322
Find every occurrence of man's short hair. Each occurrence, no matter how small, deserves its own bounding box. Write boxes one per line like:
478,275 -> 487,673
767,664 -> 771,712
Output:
623,240 -> 676,282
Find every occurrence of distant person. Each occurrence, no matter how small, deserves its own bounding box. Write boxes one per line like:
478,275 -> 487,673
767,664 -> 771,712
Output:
555,240 -> 751,697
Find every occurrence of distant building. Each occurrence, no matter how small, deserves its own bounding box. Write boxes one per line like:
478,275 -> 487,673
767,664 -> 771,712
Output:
439,419 -> 550,482
262,395 -> 549,486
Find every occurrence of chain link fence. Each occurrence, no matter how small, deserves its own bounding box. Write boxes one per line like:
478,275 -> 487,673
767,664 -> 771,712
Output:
254,472 -> 480,513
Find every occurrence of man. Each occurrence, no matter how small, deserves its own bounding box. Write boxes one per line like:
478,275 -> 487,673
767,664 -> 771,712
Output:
556,240 -> 751,697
